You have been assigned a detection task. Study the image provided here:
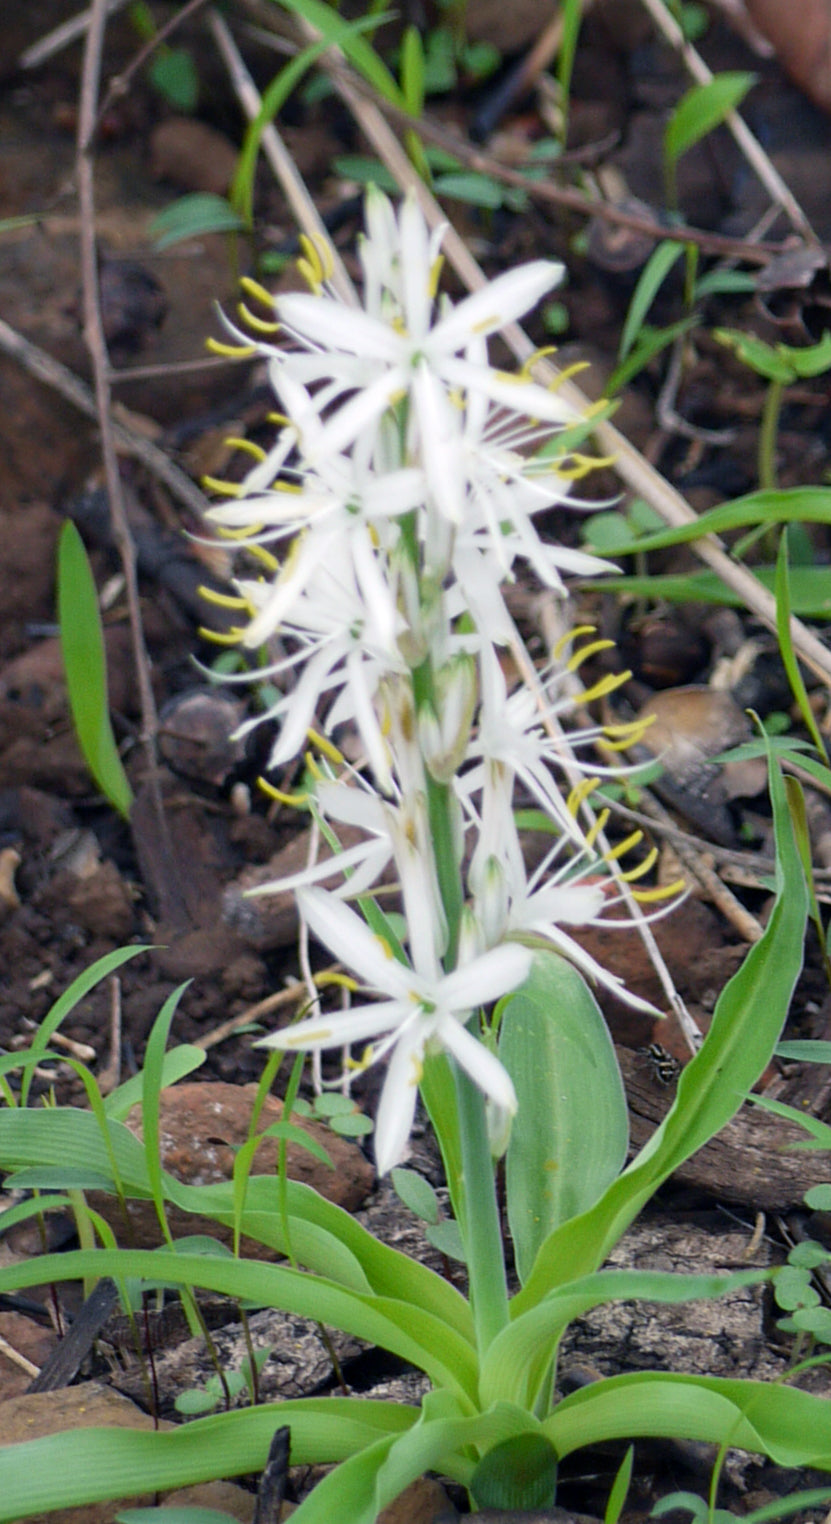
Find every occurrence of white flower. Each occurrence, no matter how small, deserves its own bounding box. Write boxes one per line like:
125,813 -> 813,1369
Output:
257,887 -> 532,1173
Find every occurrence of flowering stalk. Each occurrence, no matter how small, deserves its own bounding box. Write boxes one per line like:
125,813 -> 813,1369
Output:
205,189 -> 664,1354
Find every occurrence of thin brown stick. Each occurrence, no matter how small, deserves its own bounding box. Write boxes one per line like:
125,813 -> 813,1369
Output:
77,0 -> 188,920
97,0 -> 211,127
0,315 -> 213,521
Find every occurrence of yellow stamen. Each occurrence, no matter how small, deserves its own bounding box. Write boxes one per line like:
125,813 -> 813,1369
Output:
206,337 -> 258,359
240,276 -> 277,310
567,776 -> 600,814
198,587 -> 250,610
197,624 -> 246,645
237,301 -> 280,335
298,232 -> 335,286
428,254 -> 444,300
552,624 -> 596,660
632,879 -> 686,903
306,728 -> 345,765
257,777 -> 310,808
580,670 -> 632,705
567,637 -> 615,672
202,475 -> 244,498
604,830 -> 643,862
316,971 -> 359,992
223,437 -> 268,463
618,847 -> 659,882
584,808 -> 611,848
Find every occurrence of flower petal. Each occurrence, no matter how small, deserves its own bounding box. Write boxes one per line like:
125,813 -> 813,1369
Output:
373,1019 -> 425,1173
298,887 -> 416,999
438,1017 -> 518,1115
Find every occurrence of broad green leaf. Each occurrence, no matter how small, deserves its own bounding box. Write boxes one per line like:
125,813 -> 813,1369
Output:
545,1370 -> 831,1468
391,1167 -> 440,1225
149,194 -> 245,249
58,520 -> 133,819
513,738 -> 807,1313
499,952 -> 628,1284
619,240 -> 685,359
471,1432 -> 558,1509
0,1247 -> 479,1402
665,72 -> 756,171
482,1267 -> 767,1410
0,1398 -> 416,1522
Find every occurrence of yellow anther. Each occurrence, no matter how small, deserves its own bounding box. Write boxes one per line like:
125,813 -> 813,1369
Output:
306,728 -> 345,765
547,359 -> 590,387
197,624 -> 246,645
428,254 -> 444,300
619,848 -> 659,882
552,624 -> 596,660
304,751 -> 325,782
247,544 -> 280,573
202,475 -> 244,498
580,670 -> 632,705
632,879 -> 686,904
198,586 -> 250,610
604,830 -> 643,862
602,718 -> 653,741
257,777 -> 310,808
567,776 -> 600,815
266,411 -> 291,427
345,1046 -> 374,1072
237,301 -> 280,335
584,807 -> 611,848
316,971 -> 359,993
223,437 -> 268,462
298,232 -> 335,286
206,337 -> 258,359
240,276 -> 277,310
567,637 -> 615,672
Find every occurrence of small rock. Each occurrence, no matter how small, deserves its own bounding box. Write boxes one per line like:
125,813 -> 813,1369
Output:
89,1081 -> 375,1253
0,1383 -> 172,1524
377,1476 -> 457,1523
150,117 -> 239,195
161,1480 -> 261,1521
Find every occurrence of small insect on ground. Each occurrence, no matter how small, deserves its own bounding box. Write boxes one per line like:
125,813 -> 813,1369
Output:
637,1042 -> 681,1086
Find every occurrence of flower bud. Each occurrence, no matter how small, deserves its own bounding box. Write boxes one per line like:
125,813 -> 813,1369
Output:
419,653 -> 477,783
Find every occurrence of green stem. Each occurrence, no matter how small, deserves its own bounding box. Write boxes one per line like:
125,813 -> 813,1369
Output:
455,1062 -> 510,1354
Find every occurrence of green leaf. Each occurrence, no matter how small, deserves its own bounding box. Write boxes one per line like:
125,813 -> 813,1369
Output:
579,486 -> 831,558
578,563 -> 831,618
606,1445 -> 634,1524
619,240 -> 685,360
434,172 -> 506,209
0,1398 -> 416,1522
665,72 -> 756,171
606,316 -> 697,394
499,952 -> 629,1284
391,1168 -> 440,1225
471,1432 -> 558,1509
425,1219 -> 466,1263
400,25 -> 425,117
331,155 -> 400,193
545,1369 -> 831,1467
20,946 -> 149,1108
713,328 -> 795,382
777,1040 -> 831,1062
58,521 -> 133,819
513,735 -> 807,1313
148,48 -> 199,112
149,193 -> 245,249
104,1046 -> 206,1121
775,533 -> 828,760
